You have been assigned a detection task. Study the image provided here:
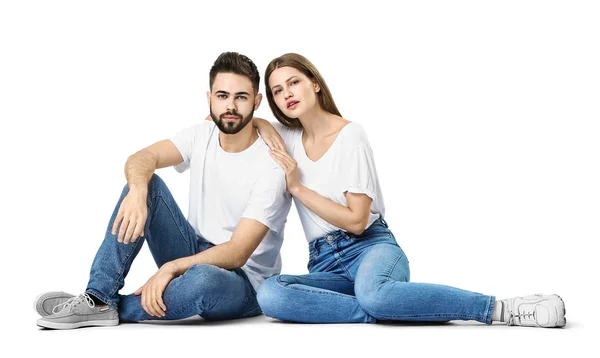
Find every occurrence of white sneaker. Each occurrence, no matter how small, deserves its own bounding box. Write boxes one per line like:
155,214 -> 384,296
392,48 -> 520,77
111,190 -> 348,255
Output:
501,294 -> 566,328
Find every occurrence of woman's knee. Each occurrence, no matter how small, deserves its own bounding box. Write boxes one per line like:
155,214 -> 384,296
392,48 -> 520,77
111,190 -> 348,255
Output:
354,245 -> 410,316
257,276 -> 289,319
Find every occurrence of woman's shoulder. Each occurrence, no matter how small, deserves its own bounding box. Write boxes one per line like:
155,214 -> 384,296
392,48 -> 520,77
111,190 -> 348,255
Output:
339,120 -> 369,146
273,120 -> 302,137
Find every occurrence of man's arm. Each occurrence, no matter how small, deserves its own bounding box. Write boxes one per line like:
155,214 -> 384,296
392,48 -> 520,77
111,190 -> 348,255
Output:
125,139 -> 184,189
134,218 -> 269,317
167,218 -> 269,275
113,140 -> 184,244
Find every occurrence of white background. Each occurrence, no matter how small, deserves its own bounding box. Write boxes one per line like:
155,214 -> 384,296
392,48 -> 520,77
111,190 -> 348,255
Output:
1,0 -> 598,357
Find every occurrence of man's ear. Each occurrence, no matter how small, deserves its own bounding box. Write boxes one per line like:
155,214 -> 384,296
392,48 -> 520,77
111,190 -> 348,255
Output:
254,93 -> 263,110
206,91 -> 211,107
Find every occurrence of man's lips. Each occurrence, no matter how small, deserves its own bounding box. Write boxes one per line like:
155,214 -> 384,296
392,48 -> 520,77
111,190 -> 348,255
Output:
222,115 -> 240,122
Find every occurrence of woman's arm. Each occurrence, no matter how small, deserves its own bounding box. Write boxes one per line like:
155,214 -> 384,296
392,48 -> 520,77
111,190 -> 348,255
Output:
270,148 -> 372,234
253,117 -> 286,151
294,185 -> 372,234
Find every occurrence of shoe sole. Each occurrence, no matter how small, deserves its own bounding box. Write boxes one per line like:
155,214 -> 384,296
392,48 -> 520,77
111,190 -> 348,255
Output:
34,291 -> 75,317
555,294 -> 567,328
36,318 -> 119,330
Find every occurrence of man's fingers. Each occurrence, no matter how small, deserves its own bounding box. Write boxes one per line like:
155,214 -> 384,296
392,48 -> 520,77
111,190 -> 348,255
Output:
118,217 -> 130,243
149,288 -> 162,317
112,211 -> 124,236
158,294 -> 167,313
151,289 -> 165,317
143,287 -> 156,317
123,216 -> 137,244
131,220 -> 144,243
134,286 -> 143,296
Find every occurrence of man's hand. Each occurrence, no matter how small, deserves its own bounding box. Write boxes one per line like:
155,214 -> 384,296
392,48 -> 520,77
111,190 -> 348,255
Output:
111,186 -> 148,244
134,262 -> 178,317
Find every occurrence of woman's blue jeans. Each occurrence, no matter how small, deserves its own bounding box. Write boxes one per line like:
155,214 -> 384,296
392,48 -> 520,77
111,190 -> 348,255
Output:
257,217 -> 495,324
85,174 -> 260,322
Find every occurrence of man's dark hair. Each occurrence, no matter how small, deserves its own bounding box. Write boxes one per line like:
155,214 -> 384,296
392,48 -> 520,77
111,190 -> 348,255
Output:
209,52 -> 260,94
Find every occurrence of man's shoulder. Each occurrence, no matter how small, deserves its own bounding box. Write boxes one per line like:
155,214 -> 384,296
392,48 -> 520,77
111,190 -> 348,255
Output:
173,120 -> 217,143
250,139 -> 286,180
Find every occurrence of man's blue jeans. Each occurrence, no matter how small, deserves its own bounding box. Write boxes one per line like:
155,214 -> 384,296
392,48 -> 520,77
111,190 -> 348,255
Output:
85,174 -> 260,322
257,217 -> 495,324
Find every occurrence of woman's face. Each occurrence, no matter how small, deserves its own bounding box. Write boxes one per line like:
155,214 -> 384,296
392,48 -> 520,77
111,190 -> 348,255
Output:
268,66 -> 320,118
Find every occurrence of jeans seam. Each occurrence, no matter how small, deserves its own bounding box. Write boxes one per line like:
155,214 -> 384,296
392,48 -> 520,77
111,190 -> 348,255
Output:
485,295 -> 496,324
151,192 -> 195,253
104,238 -> 143,306
372,312 -> 485,321
385,252 -> 404,281
276,276 -> 356,299
283,275 -> 349,282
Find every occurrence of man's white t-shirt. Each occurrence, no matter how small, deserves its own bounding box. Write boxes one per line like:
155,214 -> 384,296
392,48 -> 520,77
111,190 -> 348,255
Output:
170,121 -> 292,289
274,121 -> 385,243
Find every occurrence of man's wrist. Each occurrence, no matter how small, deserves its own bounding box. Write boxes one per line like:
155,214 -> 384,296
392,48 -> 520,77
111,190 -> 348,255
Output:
128,182 -> 149,194
164,260 -> 184,276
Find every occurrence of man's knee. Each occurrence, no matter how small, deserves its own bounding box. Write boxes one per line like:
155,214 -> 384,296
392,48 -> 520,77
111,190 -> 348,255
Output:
182,264 -> 227,292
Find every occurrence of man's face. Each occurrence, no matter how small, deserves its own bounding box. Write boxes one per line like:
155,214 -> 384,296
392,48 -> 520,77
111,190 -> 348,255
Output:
208,73 -> 260,135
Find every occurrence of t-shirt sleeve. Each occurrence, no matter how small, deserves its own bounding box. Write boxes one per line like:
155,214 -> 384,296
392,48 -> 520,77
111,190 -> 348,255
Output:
242,168 -> 290,233
342,125 -> 379,201
169,123 -> 204,173
344,145 -> 378,201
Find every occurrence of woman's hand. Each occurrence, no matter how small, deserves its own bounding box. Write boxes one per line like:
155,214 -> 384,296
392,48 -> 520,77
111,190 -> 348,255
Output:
270,148 -> 301,194
253,118 -> 286,151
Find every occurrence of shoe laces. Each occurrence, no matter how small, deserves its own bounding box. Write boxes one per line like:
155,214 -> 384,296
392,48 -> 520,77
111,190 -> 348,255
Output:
506,308 -> 536,326
52,293 -> 95,314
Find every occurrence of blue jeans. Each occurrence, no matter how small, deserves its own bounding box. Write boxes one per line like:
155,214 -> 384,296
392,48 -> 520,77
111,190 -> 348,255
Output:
85,174 -> 260,322
257,217 -> 495,324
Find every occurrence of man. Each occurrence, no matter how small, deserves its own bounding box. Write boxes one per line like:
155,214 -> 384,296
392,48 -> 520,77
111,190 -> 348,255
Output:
35,52 -> 292,329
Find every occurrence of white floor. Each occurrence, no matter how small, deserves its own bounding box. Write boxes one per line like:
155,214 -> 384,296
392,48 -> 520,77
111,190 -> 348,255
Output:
22,311 -> 592,358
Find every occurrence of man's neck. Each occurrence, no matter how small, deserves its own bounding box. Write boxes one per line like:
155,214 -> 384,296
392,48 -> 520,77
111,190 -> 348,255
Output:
218,120 -> 259,153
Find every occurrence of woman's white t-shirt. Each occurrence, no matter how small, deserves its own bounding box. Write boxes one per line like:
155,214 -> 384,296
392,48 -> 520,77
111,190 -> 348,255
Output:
274,121 -> 385,242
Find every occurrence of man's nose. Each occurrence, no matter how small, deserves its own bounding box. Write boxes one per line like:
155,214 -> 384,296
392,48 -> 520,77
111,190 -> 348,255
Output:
226,97 -> 237,111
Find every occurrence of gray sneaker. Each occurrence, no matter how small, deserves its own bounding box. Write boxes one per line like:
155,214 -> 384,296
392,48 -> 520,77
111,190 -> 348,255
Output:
36,293 -> 119,329
502,293 -> 566,328
34,291 -> 75,316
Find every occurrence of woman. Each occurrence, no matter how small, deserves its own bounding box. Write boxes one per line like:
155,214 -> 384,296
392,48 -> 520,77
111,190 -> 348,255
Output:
254,53 -> 565,327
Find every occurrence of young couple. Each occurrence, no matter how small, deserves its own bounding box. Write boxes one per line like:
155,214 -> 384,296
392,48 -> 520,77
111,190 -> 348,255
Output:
35,52 -> 566,330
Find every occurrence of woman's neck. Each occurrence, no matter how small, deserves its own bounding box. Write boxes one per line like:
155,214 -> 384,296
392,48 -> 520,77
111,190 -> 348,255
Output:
298,107 -> 338,141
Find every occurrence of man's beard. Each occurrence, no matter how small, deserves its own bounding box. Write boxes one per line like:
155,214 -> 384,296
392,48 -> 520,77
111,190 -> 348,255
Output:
210,108 -> 254,135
